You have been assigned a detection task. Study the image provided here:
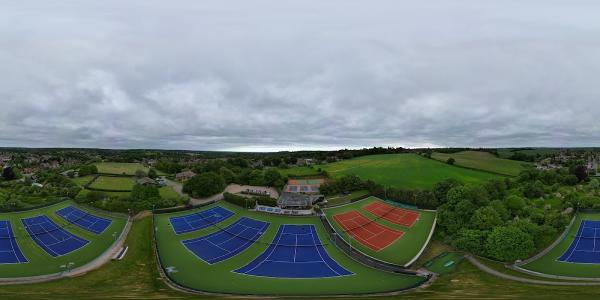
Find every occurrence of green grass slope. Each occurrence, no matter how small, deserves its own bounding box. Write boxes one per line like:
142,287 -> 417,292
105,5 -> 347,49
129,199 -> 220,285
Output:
431,151 -> 531,176
310,154 -> 500,189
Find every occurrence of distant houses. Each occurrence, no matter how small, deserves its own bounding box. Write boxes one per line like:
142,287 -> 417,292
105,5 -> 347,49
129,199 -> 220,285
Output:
176,170 -> 196,181
296,158 -> 315,166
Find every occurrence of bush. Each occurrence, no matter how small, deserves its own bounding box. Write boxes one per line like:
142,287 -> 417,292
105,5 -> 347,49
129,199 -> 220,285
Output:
485,226 -> 534,262
183,172 -> 226,198
446,158 -> 455,165
223,192 -> 277,208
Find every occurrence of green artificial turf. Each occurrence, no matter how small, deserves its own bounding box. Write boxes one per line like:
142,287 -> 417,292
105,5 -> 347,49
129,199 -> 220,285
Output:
154,201 -> 427,296
323,196 -> 436,266
88,176 -> 135,191
282,154 -> 501,190
0,201 -> 127,278
431,151 -> 531,176
520,213 -> 600,278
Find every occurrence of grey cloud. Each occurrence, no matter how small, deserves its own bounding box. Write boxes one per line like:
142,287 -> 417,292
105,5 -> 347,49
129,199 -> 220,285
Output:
1,0 -> 600,151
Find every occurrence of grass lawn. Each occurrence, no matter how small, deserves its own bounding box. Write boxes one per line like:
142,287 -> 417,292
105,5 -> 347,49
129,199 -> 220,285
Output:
76,189 -> 130,200
431,151 -> 532,176
424,252 -> 464,274
154,201 -> 427,296
284,154 -> 501,190
520,213 -> 600,278
323,196 -> 436,266
0,201 -> 127,278
324,190 -> 370,207
277,166 -> 322,177
158,186 -> 180,199
497,148 -> 561,158
70,175 -> 96,187
95,162 -> 148,176
88,176 -> 135,191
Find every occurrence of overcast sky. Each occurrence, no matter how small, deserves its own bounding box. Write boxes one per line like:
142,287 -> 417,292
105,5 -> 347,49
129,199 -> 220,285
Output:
1,1 -> 600,151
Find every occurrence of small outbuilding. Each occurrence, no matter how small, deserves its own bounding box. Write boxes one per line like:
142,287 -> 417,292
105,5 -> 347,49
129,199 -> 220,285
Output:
136,177 -> 157,186
176,170 -> 196,181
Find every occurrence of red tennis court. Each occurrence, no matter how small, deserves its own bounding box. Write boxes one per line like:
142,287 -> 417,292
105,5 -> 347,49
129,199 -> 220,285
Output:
332,211 -> 403,251
364,202 -> 420,227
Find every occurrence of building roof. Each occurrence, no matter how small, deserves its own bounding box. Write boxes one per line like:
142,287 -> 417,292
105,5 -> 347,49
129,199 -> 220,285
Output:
176,170 -> 196,178
278,192 -> 312,208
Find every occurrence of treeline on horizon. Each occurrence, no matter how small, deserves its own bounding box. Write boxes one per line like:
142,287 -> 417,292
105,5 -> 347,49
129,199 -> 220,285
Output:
4,146 -> 591,164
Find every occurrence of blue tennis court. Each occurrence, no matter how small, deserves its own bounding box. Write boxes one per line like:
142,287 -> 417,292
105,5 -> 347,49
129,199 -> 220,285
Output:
21,215 -> 89,257
0,221 -> 28,264
235,224 -> 352,278
170,206 -> 234,234
183,217 -> 269,264
559,220 -> 600,263
56,206 -> 112,234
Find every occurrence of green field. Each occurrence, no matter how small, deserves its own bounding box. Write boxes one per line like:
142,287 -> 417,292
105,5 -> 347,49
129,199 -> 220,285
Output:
497,148 -> 561,158
520,213 -> 600,278
88,176 -> 135,191
431,151 -> 532,176
154,201 -> 427,296
323,196 -> 436,266
284,154 -> 501,190
76,189 -> 130,199
94,162 -> 148,176
71,175 -> 96,187
277,166 -> 322,177
158,186 -> 180,199
0,201 -> 127,277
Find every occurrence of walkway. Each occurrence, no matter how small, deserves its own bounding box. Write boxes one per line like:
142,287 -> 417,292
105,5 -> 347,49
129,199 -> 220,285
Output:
465,255 -> 600,286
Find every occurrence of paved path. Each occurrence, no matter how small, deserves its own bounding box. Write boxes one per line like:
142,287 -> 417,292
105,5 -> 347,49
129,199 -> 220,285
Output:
465,254 -> 600,286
